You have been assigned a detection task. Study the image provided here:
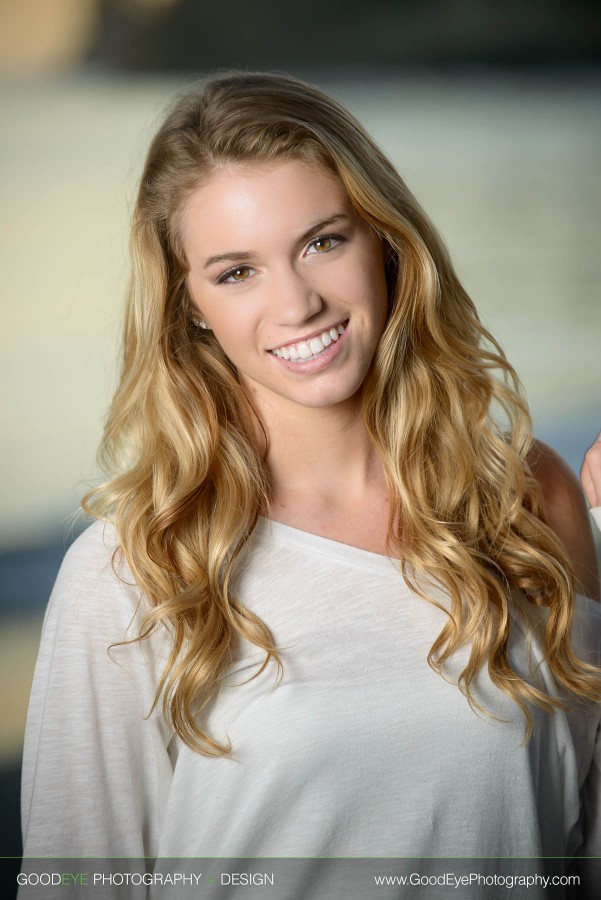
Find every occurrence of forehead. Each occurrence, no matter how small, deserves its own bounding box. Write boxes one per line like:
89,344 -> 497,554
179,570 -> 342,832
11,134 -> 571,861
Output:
179,159 -> 353,256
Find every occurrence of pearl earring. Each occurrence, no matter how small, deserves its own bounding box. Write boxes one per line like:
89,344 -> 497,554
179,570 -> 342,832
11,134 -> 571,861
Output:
192,318 -> 210,330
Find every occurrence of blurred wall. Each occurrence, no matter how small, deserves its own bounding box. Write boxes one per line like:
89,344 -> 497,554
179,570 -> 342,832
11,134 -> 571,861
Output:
2,71 -> 599,549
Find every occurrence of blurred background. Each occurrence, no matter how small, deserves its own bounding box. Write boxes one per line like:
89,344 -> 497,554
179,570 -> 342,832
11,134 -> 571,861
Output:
1,0 -> 600,889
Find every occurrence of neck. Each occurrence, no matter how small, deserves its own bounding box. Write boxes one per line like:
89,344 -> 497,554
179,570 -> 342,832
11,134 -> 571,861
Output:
250,392 -> 385,510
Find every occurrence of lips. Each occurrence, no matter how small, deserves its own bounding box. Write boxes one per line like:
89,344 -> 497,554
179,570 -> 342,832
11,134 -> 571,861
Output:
270,321 -> 347,362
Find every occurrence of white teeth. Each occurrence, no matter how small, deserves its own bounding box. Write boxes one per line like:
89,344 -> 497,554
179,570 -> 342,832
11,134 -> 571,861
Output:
271,321 -> 347,361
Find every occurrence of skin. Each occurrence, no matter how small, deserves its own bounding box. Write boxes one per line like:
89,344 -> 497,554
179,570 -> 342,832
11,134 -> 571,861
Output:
581,430 -> 601,508
182,159 -> 392,553
180,157 -> 600,594
529,439 -> 600,601
579,430 -> 601,598
182,159 -> 389,414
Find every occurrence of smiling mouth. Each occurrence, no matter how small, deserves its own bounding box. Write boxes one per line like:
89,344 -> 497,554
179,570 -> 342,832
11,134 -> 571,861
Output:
270,321 -> 348,362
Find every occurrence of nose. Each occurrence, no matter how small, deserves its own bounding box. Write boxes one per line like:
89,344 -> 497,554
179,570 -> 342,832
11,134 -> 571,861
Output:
269,262 -> 324,326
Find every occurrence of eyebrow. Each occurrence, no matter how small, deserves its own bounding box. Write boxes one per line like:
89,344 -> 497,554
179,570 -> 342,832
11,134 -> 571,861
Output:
202,213 -> 350,270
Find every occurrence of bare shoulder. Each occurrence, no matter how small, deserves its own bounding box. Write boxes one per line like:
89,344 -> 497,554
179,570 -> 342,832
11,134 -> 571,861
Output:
527,440 -> 588,522
527,439 -> 600,601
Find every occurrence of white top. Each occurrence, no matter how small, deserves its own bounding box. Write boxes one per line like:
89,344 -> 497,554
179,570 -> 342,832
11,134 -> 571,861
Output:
20,513 -> 601,898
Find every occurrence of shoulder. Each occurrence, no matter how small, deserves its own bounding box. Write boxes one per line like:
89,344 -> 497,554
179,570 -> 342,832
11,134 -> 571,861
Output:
59,517 -> 119,578
527,439 -> 587,524
527,439 -> 600,601
38,518 -> 172,688
47,518 -> 146,636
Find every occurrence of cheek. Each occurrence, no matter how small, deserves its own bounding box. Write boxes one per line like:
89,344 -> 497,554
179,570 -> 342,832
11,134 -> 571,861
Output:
369,253 -> 391,314
209,307 -> 261,360
358,259 -> 389,323
188,280 -> 247,345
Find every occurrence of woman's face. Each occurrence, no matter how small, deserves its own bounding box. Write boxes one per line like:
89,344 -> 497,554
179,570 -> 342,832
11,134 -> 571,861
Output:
181,158 -> 389,416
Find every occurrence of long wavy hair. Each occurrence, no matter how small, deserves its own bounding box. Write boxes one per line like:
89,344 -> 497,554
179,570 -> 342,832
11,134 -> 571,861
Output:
83,71 -> 601,754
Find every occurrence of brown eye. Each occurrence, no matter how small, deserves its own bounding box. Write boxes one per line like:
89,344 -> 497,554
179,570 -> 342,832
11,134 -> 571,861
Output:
313,237 -> 332,252
223,265 -> 253,283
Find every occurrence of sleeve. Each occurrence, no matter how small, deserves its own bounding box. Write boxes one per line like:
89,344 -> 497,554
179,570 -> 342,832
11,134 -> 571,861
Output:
20,520 -> 176,861
570,594 -> 601,898
576,723 -> 601,900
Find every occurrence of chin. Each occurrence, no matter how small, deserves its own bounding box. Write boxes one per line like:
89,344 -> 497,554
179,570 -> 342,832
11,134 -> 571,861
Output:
288,378 -> 366,411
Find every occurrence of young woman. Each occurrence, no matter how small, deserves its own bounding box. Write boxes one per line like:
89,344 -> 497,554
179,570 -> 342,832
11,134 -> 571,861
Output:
21,72 -> 601,898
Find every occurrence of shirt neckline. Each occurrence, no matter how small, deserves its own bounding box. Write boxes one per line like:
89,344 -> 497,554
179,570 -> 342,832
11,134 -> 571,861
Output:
254,515 -> 402,574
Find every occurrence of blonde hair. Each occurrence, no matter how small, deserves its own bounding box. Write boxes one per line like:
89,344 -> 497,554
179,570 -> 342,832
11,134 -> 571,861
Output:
84,71 -> 601,754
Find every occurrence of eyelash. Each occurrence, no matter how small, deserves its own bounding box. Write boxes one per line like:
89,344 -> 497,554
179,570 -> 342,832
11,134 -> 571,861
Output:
216,233 -> 347,285
307,232 -> 346,255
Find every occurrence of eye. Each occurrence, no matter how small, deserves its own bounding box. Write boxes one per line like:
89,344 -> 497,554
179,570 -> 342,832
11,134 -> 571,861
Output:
306,233 -> 345,255
218,265 -> 254,284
